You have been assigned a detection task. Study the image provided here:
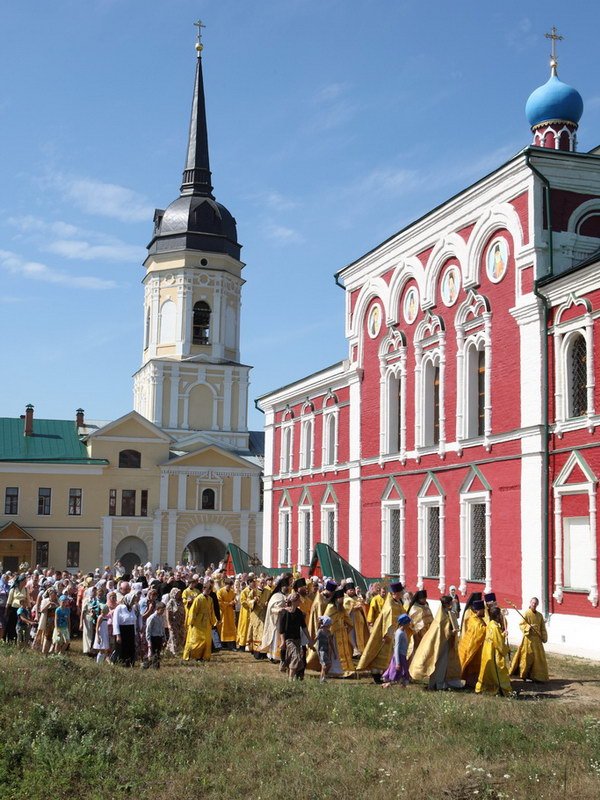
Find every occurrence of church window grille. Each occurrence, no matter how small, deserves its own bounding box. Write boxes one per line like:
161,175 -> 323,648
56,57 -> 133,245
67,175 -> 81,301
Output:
192,301 -> 211,345
469,503 -> 486,581
300,509 -> 312,566
389,508 -> 401,576
68,488 -> 82,516
569,334 -> 587,418
278,509 -> 291,566
4,487 -> 18,515
425,506 -> 440,577
322,507 -> 336,548
121,490 -> 136,517
119,450 -> 141,469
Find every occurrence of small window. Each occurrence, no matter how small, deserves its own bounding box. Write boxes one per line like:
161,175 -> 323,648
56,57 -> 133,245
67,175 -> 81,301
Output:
141,489 -> 148,517
68,488 -> 82,516
109,489 -> 117,516
425,506 -> 440,577
4,487 -> 18,515
568,334 -> 587,418
201,488 -> 216,510
66,541 -> 80,569
38,488 -> 51,516
119,450 -> 141,469
121,490 -> 136,517
36,541 -> 49,568
192,301 -> 211,345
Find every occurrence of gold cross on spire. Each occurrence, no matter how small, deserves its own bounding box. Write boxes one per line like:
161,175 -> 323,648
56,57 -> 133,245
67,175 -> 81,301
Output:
545,26 -> 564,74
194,19 -> 206,54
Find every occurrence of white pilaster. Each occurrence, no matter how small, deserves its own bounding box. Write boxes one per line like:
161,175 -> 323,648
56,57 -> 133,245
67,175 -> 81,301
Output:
102,516 -> 113,565
262,478 -> 273,566
348,466 -> 361,568
169,365 -> 180,428
159,471 -> 169,510
167,510 -> 177,567
240,511 -> 249,551
152,514 -> 162,567
177,473 -> 187,511
232,475 -> 241,512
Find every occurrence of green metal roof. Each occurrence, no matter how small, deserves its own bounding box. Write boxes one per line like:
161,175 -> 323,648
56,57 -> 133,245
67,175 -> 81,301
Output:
0,418 -> 107,464
224,543 -> 280,577
309,543 -> 370,593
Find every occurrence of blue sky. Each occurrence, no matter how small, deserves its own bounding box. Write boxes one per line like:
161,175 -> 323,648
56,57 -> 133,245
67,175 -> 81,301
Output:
1,1 -> 599,429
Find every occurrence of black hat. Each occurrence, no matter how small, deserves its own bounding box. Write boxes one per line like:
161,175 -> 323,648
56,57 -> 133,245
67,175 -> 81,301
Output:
415,589 -> 427,601
472,600 -> 485,611
332,588 -> 345,601
464,591 -> 482,610
484,592 -> 496,603
293,577 -> 306,590
389,581 -> 404,593
344,581 -> 355,591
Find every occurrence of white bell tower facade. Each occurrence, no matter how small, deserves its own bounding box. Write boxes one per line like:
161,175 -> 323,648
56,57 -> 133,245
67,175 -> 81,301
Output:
133,38 -> 250,449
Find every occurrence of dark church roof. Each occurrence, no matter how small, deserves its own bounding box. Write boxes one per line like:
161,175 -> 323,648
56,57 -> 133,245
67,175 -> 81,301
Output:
147,48 -> 240,260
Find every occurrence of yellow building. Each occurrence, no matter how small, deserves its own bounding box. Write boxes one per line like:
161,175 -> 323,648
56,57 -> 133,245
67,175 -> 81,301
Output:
0,41 -> 263,574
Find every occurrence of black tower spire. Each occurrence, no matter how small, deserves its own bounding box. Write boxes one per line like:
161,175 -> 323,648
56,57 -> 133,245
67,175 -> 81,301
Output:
148,24 -> 240,260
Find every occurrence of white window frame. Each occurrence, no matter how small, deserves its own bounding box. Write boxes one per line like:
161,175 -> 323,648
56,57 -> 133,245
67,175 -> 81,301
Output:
553,298 -> 595,433
196,479 -> 222,511
381,500 -> 405,582
414,313 -> 446,455
278,505 -> 292,567
379,331 -> 407,458
417,474 -> 445,592
279,421 -> 294,476
563,516 -> 593,591
553,451 -> 598,607
459,490 -> 491,594
455,292 -> 492,443
299,414 -> 314,471
322,408 -> 338,468
297,504 -> 313,567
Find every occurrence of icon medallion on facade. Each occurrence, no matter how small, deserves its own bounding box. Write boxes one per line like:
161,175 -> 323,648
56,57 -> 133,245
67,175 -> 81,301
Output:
441,265 -> 460,307
403,287 -> 419,324
486,237 -> 509,283
367,302 -> 382,338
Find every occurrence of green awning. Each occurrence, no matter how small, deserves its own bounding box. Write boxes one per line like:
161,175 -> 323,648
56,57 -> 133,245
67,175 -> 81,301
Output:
309,543 -> 370,593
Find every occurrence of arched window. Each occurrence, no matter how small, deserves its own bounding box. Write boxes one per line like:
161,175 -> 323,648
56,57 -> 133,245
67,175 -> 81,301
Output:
300,417 -> 314,470
323,412 -> 337,466
144,307 -> 151,349
158,300 -> 176,344
119,449 -> 141,468
280,425 -> 293,474
568,333 -> 587,418
423,359 -> 440,447
193,301 -> 211,345
466,343 -> 486,438
201,488 -> 216,510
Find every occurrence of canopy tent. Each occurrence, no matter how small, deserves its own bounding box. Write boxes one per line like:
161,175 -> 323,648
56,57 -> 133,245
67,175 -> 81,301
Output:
309,543 -> 373,593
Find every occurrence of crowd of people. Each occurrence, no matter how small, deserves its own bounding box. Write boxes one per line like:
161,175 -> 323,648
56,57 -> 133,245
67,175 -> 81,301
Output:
0,560 -> 550,694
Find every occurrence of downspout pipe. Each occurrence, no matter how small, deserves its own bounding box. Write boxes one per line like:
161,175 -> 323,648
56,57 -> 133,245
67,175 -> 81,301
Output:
526,149 -> 552,620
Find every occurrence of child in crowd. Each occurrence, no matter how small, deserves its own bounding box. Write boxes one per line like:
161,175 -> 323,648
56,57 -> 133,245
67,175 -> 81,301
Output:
315,615 -> 334,683
93,604 -> 111,664
16,602 -> 34,647
145,601 -> 166,669
52,595 -> 71,655
382,613 -> 412,688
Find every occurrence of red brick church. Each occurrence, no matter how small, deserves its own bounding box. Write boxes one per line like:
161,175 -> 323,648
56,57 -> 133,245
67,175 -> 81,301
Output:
257,40 -> 600,658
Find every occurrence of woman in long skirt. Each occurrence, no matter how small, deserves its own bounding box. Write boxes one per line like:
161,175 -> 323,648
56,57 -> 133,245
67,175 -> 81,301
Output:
165,589 -> 186,657
113,592 -> 139,667
80,586 -> 100,655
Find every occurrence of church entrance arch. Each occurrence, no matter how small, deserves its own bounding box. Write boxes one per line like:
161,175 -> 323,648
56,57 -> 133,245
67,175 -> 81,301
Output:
182,523 -> 232,570
115,536 -> 148,574
184,536 -> 227,569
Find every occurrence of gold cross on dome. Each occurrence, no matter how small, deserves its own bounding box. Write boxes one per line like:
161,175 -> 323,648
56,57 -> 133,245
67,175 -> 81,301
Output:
194,19 -> 206,50
545,26 -> 564,67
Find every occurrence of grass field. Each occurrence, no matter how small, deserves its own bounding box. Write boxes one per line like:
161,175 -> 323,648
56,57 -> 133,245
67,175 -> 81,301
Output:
0,645 -> 599,800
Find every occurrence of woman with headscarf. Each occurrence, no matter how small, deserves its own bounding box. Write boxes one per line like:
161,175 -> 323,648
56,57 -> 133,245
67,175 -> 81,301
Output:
166,588 -> 186,657
4,574 -> 29,643
80,585 -> 101,656
35,587 -> 59,654
112,591 -> 140,667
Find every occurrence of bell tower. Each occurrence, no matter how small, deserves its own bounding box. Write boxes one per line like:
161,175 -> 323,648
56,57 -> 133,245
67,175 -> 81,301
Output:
133,25 -> 250,448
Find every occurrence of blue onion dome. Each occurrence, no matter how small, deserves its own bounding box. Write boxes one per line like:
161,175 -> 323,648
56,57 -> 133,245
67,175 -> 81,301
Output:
526,68 -> 584,128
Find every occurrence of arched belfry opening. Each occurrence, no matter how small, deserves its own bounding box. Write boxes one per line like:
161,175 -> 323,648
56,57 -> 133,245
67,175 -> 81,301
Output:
183,536 -> 226,569
115,536 -> 149,574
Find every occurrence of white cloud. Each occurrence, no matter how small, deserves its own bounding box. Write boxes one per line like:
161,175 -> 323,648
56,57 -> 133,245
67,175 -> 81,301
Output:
506,18 -> 538,52
263,222 -> 304,245
249,190 -> 299,212
49,172 -> 153,222
45,239 -> 143,263
0,249 -> 117,290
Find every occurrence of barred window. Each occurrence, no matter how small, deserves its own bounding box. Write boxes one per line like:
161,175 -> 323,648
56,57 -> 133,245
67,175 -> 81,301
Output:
301,510 -> 311,566
469,503 -> 486,581
569,334 -> 587,418
324,509 -> 336,548
389,508 -> 401,576
426,506 -> 440,577
279,511 -> 291,566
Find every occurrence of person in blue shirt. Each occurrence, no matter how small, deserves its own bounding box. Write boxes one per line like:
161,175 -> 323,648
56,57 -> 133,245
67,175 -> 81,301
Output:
52,595 -> 71,654
382,613 -> 412,688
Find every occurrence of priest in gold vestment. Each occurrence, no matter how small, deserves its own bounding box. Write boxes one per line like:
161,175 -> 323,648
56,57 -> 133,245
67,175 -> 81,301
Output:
236,577 -> 254,650
343,581 -> 370,656
183,582 -> 217,661
217,578 -> 237,649
475,606 -> 512,695
509,597 -> 549,682
407,590 -> 434,661
356,581 -> 405,682
323,589 -> 355,677
458,598 -> 487,688
409,596 -> 463,690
